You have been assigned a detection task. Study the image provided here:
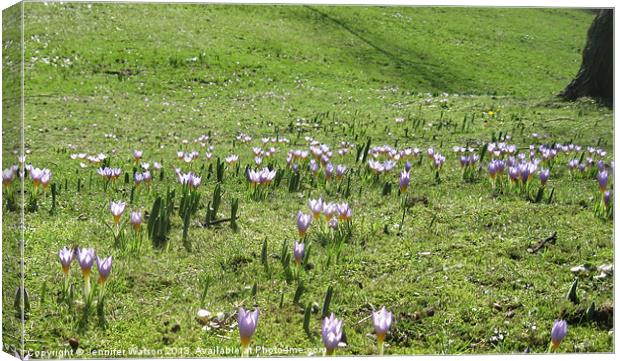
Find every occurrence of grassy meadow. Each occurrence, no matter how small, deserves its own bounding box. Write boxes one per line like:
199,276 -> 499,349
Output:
2,3 -> 614,358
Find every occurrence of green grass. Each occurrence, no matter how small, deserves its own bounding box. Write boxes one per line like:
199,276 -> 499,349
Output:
2,3 -> 613,358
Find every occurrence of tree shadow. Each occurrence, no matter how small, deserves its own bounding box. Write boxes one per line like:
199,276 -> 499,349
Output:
301,5 -> 476,93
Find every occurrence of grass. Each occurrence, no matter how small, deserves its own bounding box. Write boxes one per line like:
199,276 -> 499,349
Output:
2,3 -> 613,358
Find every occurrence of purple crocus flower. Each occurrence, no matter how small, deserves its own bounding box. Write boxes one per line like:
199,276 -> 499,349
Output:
77,247 -> 95,278
323,202 -> 338,219
337,203 -> 352,221
322,313 -> 343,355
130,211 -> 142,231
2,167 -> 15,187
308,198 -> 324,219
597,170 -> 609,192
373,306 -> 393,351
324,163 -> 334,180
459,156 -> 469,168
550,319 -> 568,349
58,247 -> 73,275
238,307 -> 259,347
488,162 -> 497,178
335,165 -> 347,179
399,170 -> 410,193
539,168 -> 550,186
404,161 -> 412,172
96,256 -> 113,284
309,160 -> 319,175
604,191 -> 611,207
297,211 -> 312,237
508,166 -> 519,182
133,150 -> 143,162
568,159 -> 580,170
328,217 -> 339,230
110,201 -> 126,224
578,163 -> 586,173
293,241 -> 305,265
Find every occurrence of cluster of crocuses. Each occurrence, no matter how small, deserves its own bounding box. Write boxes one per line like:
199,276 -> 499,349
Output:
453,146 -> 480,180
368,159 -> 396,175
250,146 -> 277,166
70,152 -> 107,168
175,169 -> 202,189
133,170 -> 153,188
286,149 -> 310,169
301,198 -> 353,233
109,200 -> 142,236
97,167 -> 122,182
236,132 -> 252,144
261,136 -> 290,145
58,247 -> 112,308
225,154 -> 239,165
426,148 -> 446,170
235,306 -> 392,356
247,167 -> 277,187
27,166 -> 53,192
177,150 -> 200,163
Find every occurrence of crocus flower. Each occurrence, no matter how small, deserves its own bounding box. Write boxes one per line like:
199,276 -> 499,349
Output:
399,170 -> 410,193
550,319 -> 568,349
323,202 -> 338,219
225,154 -> 239,165
373,306 -> 393,355
77,247 -> 95,279
324,163 -> 334,180
58,247 -> 73,275
133,150 -> 143,162
404,161 -> 412,172
598,170 -> 608,192
488,162 -> 497,179
130,211 -> 142,231
337,203 -> 352,221
238,307 -> 259,351
604,191 -> 611,207
96,256 -> 113,285
30,167 -> 44,188
293,241 -> 305,265
110,201 -> 126,224
40,170 -> 52,190
296,211 -> 312,237
3,168 -> 15,187
540,168 -> 550,186
322,313 -> 343,355
335,165 -> 347,180
308,198 -> 324,219
328,217 -> 339,230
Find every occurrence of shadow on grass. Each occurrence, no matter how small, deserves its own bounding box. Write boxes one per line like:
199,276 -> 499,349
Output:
302,5 -> 477,93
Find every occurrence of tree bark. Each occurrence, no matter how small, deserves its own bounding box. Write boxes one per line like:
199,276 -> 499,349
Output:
559,9 -> 613,106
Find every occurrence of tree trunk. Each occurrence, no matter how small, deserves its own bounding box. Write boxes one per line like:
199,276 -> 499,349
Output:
559,9 -> 613,106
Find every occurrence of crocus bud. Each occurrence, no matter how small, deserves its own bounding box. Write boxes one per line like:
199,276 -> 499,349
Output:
550,319 -> 568,349
296,211 -> 312,237
293,241 -> 305,265
130,211 -> 142,231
